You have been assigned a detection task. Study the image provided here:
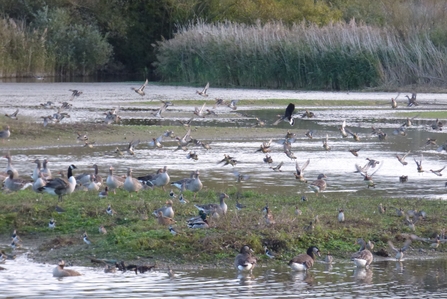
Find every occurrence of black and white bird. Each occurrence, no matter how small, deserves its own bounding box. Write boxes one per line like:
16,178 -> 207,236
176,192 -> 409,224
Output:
82,232 -> 91,245
38,165 -> 77,201
49,218 -> 56,229
168,226 -> 178,236
273,103 -> 295,126
264,246 -> 276,259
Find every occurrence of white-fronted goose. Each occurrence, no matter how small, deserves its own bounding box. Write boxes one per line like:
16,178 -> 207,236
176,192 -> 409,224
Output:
39,165 -> 77,201
92,164 -> 103,185
33,171 -> 47,192
53,260 -> 81,277
234,245 -> 257,272
4,154 -> 18,178
0,125 -> 11,142
142,166 -> 170,190
124,168 -> 144,195
194,193 -> 228,216
288,246 -> 320,271
106,166 -> 125,194
171,170 -> 202,198
153,200 -> 174,218
4,170 -> 32,191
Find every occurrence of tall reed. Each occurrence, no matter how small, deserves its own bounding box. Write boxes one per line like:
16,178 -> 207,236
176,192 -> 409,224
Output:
155,20 -> 447,90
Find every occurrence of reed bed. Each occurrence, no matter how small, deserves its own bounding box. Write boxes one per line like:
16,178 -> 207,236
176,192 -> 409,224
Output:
155,20 -> 447,90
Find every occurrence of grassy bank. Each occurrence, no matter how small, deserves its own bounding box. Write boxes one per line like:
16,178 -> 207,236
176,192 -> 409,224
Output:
2,187 -> 446,267
155,20 -> 447,91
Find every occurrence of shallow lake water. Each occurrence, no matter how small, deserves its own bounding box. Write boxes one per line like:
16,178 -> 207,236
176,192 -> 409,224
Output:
1,254 -> 447,298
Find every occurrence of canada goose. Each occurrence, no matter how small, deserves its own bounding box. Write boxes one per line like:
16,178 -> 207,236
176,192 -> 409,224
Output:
53,260 -> 81,277
196,82 -> 209,97
124,168 -> 145,195
273,103 -> 295,126
288,246 -> 321,271
351,238 -> 373,268
106,166 -> 125,194
4,170 -> 32,191
235,245 -> 257,272
0,125 -> 11,142
5,109 -> 19,120
153,200 -> 175,218
194,193 -> 228,216
4,154 -> 18,178
308,173 -> 327,196
39,165 -> 77,201
131,79 -> 148,96
294,159 -> 310,182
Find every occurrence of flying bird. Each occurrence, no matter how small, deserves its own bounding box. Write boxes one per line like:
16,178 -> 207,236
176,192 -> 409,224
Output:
273,103 -> 295,126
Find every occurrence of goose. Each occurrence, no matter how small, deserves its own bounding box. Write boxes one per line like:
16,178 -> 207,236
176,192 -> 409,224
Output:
32,159 -> 43,181
171,170 -> 202,198
234,245 -> 257,272
0,125 -> 11,142
194,193 -> 228,216
131,79 -> 148,96
176,128 -> 192,147
196,82 -> 209,97
4,170 -> 32,191
92,164 -> 103,185
294,159 -> 310,182
156,210 -> 176,226
351,238 -> 373,268
106,166 -> 125,194
388,239 -> 412,261
33,171 -> 47,192
124,168 -> 145,195
38,165 -> 77,201
273,103 -> 295,126
391,97 -> 398,109
308,173 -> 327,196
87,175 -> 100,192
153,200 -> 175,218
142,166 -> 170,190
5,109 -> 19,120
4,154 -> 18,178
325,252 -> 333,264
366,240 -> 375,251
69,89 -> 83,99
288,246 -> 321,271
53,260 -> 81,277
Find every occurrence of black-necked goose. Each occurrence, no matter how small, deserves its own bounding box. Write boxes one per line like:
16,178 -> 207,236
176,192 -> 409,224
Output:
0,125 -> 10,142
124,168 -> 145,195
131,79 -> 148,96
4,170 -> 32,191
106,166 -> 125,194
39,165 -> 77,201
53,260 -> 81,277
288,246 -> 320,271
234,245 -> 257,272
4,154 -> 18,178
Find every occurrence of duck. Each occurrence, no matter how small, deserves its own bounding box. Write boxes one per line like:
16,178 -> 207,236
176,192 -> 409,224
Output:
104,264 -> 117,273
356,162 -> 382,188
396,151 -> 410,166
301,109 -> 315,118
0,125 -> 11,142
322,134 -> 331,151
236,200 -> 247,210
82,232 -> 91,245
294,159 -> 310,182
388,239 -> 412,261
234,245 -> 257,272
264,206 -> 276,225
131,79 -> 148,96
171,170 -> 202,198
351,238 -> 373,268
69,89 -> 83,99
196,82 -> 209,97
378,203 -> 386,214
233,170 -> 250,183
414,156 -> 424,173
193,103 -> 207,118
156,210 -> 176,226
38,165 -> 77,201
405,93 -> 418,107
263,154 -> 273,164
345,128 -> 360,141
264,246 -> 276,259
148,135 -> 164,148
270,161 -> 283,172
194,193 -> 228,216
4,154 -> 18,178
308,173 -> 327,196
288,246 -> 321,271
228,99 -> 238,110
430,166 -> 445,176
124,168 -> 145,195
99,225 -> 107,234
5,109 -> 19,120
273,103 -> 295,126
391,96 -> 398,109
4,170 -> 33,191
106,166 -> 125,194
106,204 -> 116,216
153,200 -> 175,218
187,211 -> 209,229
53,260 -> 81,277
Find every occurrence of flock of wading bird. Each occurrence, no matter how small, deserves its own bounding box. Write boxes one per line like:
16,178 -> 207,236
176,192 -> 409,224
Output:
1,82 -> 447,276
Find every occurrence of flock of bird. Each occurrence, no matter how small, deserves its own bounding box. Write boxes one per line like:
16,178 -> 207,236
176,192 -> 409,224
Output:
1,81 -> 447,276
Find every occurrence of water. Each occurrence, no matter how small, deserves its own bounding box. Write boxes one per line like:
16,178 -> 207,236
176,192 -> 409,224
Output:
1,255 -> 447,298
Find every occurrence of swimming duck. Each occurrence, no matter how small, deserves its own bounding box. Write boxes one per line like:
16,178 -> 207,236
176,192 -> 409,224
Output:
187,210 -> 209,229
234,245 -> 257,272
345,128 -> 360,141
228,99 -> 238,110
377,131 -> 388,140
349,148 -> 361,157
293,159 -> 310,182
351,238 -> 373,268
233,170 -> 250,183
4,170 -> 32,191
388,239 -> 411,261
187,151 -> 198,160
256,138 -> 272,153
148,135 -> 164,148
124,168 -> 145,195
356,162 -> 382,188
399,175 -> 408,183
270,161 -> 283,172
196,82 -> 209,97
5,109 -> 19,120
0,125 -> 10,142
301,109 -> 315,118
288,246 -> 321,271
273,103 -> 295,126
194,193 -> 228,216
53,260 -> 81,277
396,151 -> 410,166
153,200 -> 175,218
131,79 -> 148,96
106,166 -> 125,194
39,165 -> 77,201
391,94 -> 398,109
430,118 -> 443,131
308,173 -> 327,196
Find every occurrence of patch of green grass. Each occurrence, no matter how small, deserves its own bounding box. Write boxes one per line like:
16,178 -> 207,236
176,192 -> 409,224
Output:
395,111 -> 447,119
